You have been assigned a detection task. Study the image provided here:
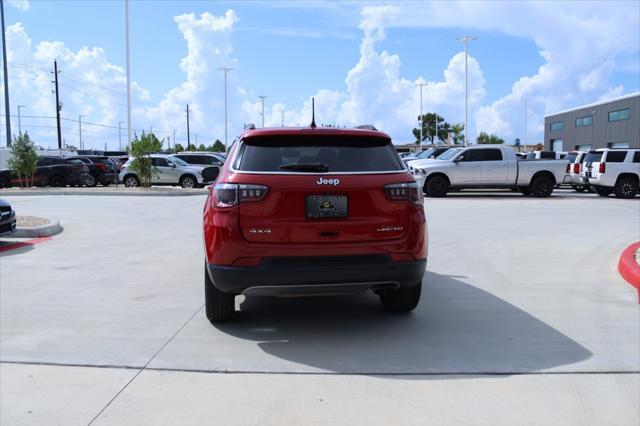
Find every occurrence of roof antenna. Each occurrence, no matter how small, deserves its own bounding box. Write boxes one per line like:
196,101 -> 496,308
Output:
310,97 -> 317,129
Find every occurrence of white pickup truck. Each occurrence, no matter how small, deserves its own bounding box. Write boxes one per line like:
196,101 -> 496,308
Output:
412,145 -> 569,197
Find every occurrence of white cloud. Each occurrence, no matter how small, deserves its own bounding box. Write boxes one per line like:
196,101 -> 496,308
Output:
7,0 -> 29,12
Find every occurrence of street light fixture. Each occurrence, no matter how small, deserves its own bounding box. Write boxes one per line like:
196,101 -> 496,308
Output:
457,35 -> 477,147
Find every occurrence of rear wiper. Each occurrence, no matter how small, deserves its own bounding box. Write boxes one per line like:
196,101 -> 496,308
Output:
279,163 -> 329,173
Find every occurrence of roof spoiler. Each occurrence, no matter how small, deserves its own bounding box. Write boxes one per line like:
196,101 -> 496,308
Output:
354,124 -> 378,131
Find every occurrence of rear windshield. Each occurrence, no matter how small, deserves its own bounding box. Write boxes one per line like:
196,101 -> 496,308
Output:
235,135 -> 403,173
585,152 -> 603,162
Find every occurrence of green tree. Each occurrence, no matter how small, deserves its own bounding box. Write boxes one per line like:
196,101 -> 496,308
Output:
412,113 -> 450,144
186,143 -> 196,151
450,123 -> 465,144
174,143 -> 184,153
7,132 -> 38,188
198,144 -> 207,151
129,131 -> 164,187
211,139 -> 225,152
476,132 -> 505,144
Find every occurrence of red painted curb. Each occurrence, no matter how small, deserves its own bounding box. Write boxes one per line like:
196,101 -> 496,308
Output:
618,241 -> 640,303
0,236 -> 52,253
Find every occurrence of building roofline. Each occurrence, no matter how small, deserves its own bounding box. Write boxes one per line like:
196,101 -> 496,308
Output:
544,92 -> 640,118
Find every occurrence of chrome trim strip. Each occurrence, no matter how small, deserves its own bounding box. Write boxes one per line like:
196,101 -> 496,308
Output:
241,281 -> 399,296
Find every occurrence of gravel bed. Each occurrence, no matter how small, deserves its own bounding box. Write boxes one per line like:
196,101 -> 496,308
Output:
16,216 -> 50,228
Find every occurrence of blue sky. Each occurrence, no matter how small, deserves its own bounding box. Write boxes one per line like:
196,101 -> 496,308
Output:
1,0 -> 639,148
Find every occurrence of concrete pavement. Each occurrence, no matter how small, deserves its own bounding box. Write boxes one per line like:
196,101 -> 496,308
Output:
1,191 -> 638,425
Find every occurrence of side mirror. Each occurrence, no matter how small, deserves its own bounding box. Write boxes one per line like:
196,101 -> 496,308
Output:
453,156 -> 463,163
169,163 -> 176,168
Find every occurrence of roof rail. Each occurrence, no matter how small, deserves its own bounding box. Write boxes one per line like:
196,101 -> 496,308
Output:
244,123 -> 256,130
354,124 -> 378,131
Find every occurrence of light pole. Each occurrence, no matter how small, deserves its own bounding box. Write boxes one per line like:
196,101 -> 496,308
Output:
185,104 -> 190,148
1,0 -> 12,147
523,99 -> 528,152
78,114 -> 85,150
457,35 -> 476,147
280,108 -> 285,127
258,95 -> 268,127
125,0 -> 132,153
217,67 -> 233,152
17,105 -> 26,134
118,121 -> 123,150
415,83 -> 426,152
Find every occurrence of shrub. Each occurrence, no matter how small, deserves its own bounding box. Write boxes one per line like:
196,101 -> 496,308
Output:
7,132 -> 38,188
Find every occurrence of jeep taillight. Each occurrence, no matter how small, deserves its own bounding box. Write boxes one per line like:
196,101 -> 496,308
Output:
213,183 -> 269,208
384,182 -> 423,206
599,162 -> 605,173
573,163 -> 580,174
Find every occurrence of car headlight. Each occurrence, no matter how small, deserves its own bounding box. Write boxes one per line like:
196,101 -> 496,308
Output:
415,168 -> 425,175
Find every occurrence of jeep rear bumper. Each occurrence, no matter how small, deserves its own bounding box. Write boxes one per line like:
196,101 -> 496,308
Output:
207,255 -> 426,296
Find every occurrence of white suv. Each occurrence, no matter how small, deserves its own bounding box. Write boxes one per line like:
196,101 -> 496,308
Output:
119,154 -> 218,188
581,149 -> 639,198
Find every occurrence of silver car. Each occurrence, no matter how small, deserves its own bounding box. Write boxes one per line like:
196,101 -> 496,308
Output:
119,154 -> 216,188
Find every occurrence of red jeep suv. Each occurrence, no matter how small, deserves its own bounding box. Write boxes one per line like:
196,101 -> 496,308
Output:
203,125 -> 427,322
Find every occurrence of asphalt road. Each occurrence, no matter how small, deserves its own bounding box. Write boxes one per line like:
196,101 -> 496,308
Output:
1,190 -> 638,425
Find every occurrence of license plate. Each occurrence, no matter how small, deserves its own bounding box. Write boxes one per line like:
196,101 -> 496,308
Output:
306,195 -> 348,219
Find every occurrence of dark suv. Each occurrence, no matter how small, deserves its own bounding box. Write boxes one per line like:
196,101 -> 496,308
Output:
69,156 -> 119,186
0,157 -> 90,188
202,126 -> 428,322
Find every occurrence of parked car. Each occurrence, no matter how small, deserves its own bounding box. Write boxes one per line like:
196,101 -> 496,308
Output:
581,149 -> 639,198
173,152 -> 225,167
69,156 -> 119,187
0,199 -> 17,237
412,146 -> 569,197
119,154 -> 219,188
0,157 -> 90,188
202,125 -> 427,322
525,151 -> 569,160
407,147 -> 456,172
564,151 -> 589,192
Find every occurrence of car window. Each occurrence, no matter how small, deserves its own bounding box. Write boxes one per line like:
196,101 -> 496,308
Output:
605,151 -> 626,163
634,152 -> 640,163
37,158 -> 52,166
237,135 -> 403,172
585,152 -> 603,163
152,157 -> 169,167
169,156 -> 189,166
565,154 -> 577,162
482,149 -> 503,161
437,148 -> 462,160
540,151 -> 555,159
458,149 -> 484,162
175,155 -> 193,163
65,159 -> 85,165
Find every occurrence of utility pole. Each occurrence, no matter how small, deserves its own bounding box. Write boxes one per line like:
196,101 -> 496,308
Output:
185,104 -> 190,148
172,128 -> 176,152
17,105 -> 26,134
415,83 -> 426,152
457,35 -> 476,147
280,108 -> 285,127
52,60 -> 62,149
218,67 -> 233,152
125,0 -> 132,153
258,95 -> 268,127
78,114 -> 84,150
118,121 -> 123,150
1,0 -> 11,146
195,133 -> 198,147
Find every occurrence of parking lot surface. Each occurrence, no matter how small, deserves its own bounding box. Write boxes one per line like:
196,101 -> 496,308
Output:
1,190 -> 638,425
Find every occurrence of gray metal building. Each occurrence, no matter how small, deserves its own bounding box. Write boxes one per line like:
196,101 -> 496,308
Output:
544,92 -> 639,152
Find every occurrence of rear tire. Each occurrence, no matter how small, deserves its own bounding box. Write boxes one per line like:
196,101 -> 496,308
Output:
180,175 -> 197,189
85,174 -> 97,187
205,265 -> 236,323
614,176 -> 638,199
0,176 -> 10,188
123,175 -> 140,188
380,283 -> 421,313
529,175 -> 554,197
595,187 -> 612,197
49,174 -> 65,187
424,176 -> 449,197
